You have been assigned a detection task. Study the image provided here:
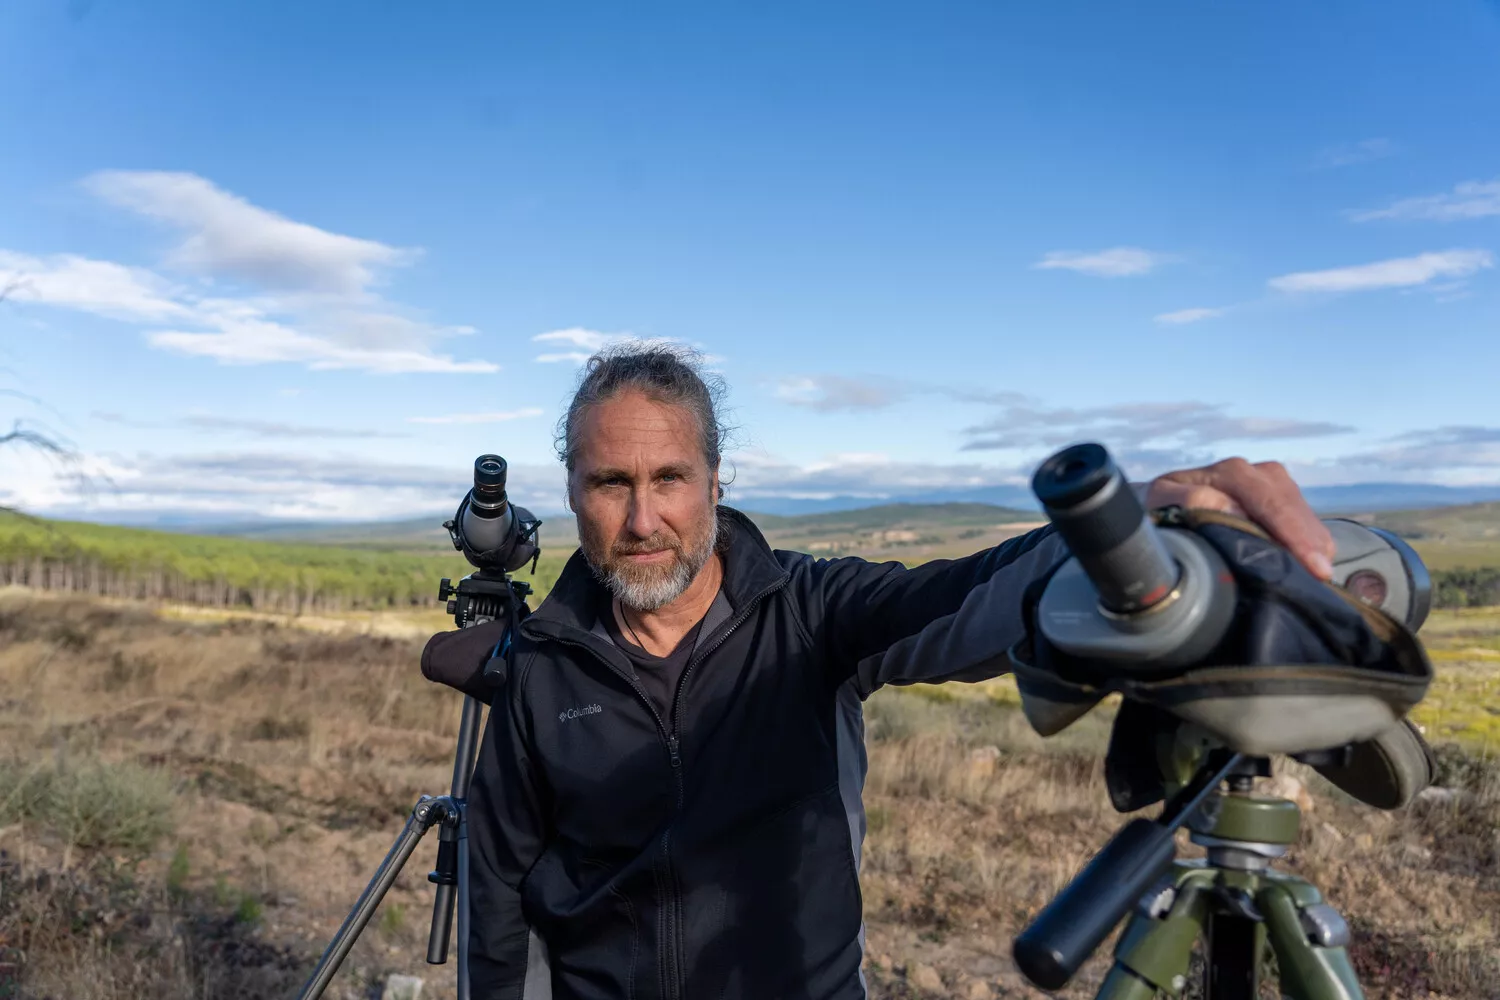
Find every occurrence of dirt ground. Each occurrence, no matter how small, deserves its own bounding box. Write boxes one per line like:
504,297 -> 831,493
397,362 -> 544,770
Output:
1,588 -> 1498,999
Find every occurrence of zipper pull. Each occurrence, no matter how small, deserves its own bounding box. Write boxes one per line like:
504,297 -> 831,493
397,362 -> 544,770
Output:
668,735 -> 681,768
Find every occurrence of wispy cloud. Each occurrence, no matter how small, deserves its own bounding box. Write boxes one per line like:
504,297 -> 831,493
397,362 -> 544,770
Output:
1267,249 -> 1494,293
0,171 -> 494,375
774,375 -> 909,412
1154,307 -> 1227,325
407,408 -> 545,425
1348,179 -> 1500,223
83,170 -> 417,296
0,251 -> 190,322
959,398 -> 1354,458
0,449 -> 569,521
1312,138 -> 1397,170
532,327 -> 625,364
92,411 -> 402,439
530,328 -> 721,367
1355,425 -> 1500,472
1033,247 -> 1171,277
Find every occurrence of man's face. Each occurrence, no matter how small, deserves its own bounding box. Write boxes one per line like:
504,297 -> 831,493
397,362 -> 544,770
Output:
569,389 -> 720,611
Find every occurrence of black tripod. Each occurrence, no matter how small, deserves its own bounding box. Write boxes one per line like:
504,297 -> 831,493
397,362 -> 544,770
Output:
295,569 -> 530,1000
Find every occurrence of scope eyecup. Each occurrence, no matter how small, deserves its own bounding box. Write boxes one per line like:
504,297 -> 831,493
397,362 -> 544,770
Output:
1012,817 -> 1179,991
471,454 -> 509,513
1032,443 -> 1180,614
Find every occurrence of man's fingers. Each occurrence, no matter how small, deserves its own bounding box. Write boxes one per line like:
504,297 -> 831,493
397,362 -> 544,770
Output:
1154,459 -> 1335,581
1173,483 -> 1246,519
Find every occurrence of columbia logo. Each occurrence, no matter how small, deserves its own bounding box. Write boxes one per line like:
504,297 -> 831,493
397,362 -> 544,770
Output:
559,704 -> 603,722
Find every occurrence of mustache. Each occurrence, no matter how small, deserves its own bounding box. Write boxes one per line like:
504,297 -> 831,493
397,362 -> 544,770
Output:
610,534 -> 683,557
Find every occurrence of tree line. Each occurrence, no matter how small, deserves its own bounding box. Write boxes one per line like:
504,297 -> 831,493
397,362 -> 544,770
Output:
1433,567 -> 1500,609
0,514 -> 565,613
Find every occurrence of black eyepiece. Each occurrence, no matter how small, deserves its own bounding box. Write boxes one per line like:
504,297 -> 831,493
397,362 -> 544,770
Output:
1033,442 -> 1115,511
473,454 -> 509,507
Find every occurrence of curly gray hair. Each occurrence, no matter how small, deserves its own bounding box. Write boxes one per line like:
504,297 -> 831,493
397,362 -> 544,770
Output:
556,342 -> 731,493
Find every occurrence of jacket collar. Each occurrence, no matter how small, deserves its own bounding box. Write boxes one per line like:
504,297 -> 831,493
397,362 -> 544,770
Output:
521,505 -> 789,638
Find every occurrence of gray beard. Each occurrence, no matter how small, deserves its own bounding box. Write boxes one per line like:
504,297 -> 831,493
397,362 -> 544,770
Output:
589,513 -> 720,612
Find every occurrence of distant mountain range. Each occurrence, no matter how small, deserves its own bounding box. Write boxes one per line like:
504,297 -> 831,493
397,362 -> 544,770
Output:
29,480 -> 1500,542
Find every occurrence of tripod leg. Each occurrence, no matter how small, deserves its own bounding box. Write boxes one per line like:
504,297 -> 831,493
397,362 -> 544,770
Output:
457,801 -> 471,1000
1204,911 -> 1263,999
1097,867 -> 1211,999
426,696 -> 486,976
1258,881 -> 1364,1000
297,796 -> 451,1000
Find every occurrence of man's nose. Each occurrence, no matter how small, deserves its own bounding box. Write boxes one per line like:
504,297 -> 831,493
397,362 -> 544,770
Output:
626,488 -> 663,538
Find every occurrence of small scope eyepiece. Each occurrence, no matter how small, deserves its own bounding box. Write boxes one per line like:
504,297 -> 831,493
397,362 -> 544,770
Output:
1032,443 -> 1180,615
472,454 -> 509,511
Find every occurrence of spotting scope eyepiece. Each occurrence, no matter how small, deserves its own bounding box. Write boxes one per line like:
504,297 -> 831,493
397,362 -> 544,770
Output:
471,454 -> 510,510
1032,442 -> 1181,615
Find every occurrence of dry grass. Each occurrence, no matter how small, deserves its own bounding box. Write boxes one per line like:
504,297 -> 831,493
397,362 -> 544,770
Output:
1,588 -> 1498,998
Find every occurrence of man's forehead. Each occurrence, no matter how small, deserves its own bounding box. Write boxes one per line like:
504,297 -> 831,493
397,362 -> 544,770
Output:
574,396 -> 703,463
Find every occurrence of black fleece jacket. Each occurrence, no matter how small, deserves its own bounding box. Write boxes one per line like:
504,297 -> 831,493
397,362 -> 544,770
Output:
436,506 -> 1067,1000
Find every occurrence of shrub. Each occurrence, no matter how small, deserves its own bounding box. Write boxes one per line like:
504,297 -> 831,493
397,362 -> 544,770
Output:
0,755 -> 176,856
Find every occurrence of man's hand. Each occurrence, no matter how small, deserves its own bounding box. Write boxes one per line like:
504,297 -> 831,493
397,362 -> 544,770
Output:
1145,457 -> 1336,582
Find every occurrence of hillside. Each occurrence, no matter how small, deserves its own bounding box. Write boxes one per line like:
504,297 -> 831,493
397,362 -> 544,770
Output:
204,502 -> 1046,564
744,502 -> 1046,562
1353,500 -> 1500,571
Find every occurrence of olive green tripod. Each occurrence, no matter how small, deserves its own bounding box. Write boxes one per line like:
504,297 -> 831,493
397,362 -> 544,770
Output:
1096,759 -> 1361,999
1015,749 -> 1365,1000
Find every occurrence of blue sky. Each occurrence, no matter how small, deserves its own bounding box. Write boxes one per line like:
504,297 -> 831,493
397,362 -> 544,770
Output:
4,0 -> 1500,521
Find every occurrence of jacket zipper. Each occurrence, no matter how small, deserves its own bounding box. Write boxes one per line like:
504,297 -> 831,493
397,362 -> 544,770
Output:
659,577 -> 787,999
528,575 -> 788,1000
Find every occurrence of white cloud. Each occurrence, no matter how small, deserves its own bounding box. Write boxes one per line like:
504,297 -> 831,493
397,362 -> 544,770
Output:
532,327 -> 631,363
83,170 -> 413,296
147,307 -> 497,374
407,408 -> 546,425
774,375 -> 907,412
1,171 -> 494,375
1267,249 -> 1494,294
93,412 -> 401,440
530,328 -> 719,367
960,398 -> 1354,456
1154,307 -> 1226,325
0,251 -> 191,321
1312,138 -> 1397,170
1348,179 -> 1500,223
1033,247 -> 1170,277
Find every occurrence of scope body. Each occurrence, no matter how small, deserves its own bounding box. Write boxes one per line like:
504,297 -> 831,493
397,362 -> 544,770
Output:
1031,444 -> 1431,676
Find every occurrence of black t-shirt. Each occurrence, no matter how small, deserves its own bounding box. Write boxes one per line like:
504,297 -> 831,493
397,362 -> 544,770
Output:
599,593 -> 706,720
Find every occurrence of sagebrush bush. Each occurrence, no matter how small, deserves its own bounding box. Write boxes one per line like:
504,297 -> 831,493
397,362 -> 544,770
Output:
0,754 -> 176,856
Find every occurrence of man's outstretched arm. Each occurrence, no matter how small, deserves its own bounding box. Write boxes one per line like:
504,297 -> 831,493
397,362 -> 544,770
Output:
466,668 -> 552,998
788,523 -> 1068,695
797,457 -> 1336,695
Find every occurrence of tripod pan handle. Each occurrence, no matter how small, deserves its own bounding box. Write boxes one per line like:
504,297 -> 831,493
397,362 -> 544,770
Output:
1011,817 -> 1178,991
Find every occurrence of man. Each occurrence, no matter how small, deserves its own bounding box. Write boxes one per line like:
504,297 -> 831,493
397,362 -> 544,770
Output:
438,345 -> 1336,999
